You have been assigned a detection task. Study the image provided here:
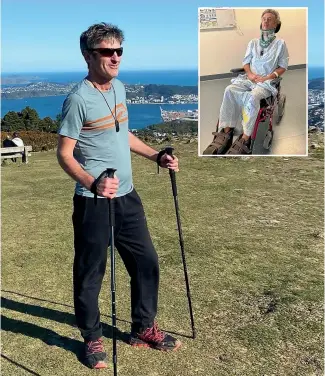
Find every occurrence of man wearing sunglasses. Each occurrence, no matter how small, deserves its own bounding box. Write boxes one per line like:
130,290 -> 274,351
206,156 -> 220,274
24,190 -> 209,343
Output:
57,23 -> 181,369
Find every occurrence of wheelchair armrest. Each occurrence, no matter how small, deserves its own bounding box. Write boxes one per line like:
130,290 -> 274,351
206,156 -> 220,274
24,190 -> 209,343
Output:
230,68 -> 245,73
270,77 -> 282,86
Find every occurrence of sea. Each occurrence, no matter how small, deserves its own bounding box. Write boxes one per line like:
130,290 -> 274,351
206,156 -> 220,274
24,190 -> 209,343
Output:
308,66 -> 324,80
1,70 -> 198,129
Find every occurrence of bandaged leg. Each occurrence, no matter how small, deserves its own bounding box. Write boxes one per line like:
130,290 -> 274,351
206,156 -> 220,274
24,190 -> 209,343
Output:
218,83 -> 252,131
242,86 -> 272,136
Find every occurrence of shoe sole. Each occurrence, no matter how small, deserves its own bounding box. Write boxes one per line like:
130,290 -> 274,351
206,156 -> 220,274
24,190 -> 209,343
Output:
93,361 -> 109,369
203,137 -> 233,155
130,338 -> 182,352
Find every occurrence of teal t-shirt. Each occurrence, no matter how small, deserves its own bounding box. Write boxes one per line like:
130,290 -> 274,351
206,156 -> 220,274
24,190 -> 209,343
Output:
58,78 -> 133,197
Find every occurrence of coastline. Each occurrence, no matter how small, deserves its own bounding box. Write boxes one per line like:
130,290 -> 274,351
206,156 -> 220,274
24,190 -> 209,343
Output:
127,102 -> 197,105
1,95 -> 198,106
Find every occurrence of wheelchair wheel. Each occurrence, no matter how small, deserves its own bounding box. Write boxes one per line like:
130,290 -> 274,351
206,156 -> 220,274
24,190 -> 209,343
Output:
275,94 -> 286,124
263,130 -> 273,150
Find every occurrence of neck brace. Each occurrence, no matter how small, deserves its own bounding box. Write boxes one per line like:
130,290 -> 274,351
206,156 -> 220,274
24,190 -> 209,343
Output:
260,28 -> 276,49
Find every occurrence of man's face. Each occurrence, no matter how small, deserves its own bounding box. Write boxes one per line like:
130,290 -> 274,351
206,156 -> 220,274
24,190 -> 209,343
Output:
86,38 -> 122,80
261,13 -> 277,30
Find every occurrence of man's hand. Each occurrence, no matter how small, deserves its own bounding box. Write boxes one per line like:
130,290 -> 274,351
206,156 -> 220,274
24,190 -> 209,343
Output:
254,76 -> 269,83
247,72 -> 263,82
96,176 -> 119,199
159,153 -> 179,172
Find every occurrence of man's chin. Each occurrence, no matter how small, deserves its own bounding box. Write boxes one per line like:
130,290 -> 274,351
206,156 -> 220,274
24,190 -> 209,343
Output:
109,69 -> 119,78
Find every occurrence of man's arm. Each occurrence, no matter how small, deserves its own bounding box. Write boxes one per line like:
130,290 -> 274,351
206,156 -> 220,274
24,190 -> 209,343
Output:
57,135 -> 95,190
128,131 -> 179,171
243,63 -> 253,76
255,67 -> 286,83
268,67 -> 286,79
128,131 -> 158,161
243,64 -> 263,82
57,135 -> 119,198
242,41 -> 262,82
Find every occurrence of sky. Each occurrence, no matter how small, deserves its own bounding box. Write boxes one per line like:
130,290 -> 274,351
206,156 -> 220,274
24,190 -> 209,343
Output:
1,0 -> 324,73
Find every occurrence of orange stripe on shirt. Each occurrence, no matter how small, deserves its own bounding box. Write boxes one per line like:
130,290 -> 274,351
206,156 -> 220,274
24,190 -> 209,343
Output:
82,114 -> 128,131
82,121 -> 116,131
84,103 -> 127,125
118,115 -> 128,124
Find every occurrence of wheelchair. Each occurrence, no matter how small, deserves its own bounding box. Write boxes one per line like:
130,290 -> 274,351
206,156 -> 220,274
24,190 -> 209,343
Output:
204,67 -> 286,154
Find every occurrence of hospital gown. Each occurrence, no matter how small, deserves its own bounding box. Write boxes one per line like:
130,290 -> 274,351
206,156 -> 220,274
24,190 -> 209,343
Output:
219,38 -> 289,136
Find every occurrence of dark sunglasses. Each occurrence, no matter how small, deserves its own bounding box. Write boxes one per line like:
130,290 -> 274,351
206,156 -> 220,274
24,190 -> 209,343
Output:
88,47 -> 123,57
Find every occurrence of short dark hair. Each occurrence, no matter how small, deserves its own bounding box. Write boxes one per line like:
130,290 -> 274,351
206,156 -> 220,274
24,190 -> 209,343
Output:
80,22 -> 124,54
13,132 -> 19,138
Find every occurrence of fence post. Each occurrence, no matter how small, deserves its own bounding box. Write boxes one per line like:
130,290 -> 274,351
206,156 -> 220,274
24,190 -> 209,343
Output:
22,146 -> 28,163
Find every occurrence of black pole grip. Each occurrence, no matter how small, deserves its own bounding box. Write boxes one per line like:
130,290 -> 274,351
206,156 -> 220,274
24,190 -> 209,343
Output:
164,146 -> 174,158
164,147 -> 178,197
105,168 -> 116,179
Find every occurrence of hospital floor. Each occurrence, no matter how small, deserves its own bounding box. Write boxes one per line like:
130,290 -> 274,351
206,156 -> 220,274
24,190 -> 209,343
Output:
199,69 -> 307,156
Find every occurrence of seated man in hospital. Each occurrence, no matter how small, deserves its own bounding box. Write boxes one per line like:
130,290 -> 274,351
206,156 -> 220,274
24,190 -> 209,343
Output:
204,9 -> 289,155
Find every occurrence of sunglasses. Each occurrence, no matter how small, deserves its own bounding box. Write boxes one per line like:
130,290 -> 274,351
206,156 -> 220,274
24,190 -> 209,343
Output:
88,47 -> 123,57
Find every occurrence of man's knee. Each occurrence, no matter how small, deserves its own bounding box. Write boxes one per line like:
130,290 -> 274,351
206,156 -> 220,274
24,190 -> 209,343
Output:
224,84 -> 236,94
223,85 -> 236,102
224,84 -> 248,98
250,88 -> 270,102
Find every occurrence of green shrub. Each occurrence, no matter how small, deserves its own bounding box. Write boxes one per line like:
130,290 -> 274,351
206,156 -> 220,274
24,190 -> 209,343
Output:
1,131 -> 58,152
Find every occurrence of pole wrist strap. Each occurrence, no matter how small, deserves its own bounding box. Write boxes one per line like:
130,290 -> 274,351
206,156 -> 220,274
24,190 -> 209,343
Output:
90,170 -> 109,204
156,149 -> 166,174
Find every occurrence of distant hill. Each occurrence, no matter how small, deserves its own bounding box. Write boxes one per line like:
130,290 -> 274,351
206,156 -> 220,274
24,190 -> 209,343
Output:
308,77 -> 324,90
1,75 -> 41,85
135,120 -> 197,135
1,82 -> 198,100
132,120 -> 198,143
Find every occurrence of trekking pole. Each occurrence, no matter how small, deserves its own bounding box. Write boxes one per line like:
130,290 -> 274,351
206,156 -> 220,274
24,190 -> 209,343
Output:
164,147 -> 196,339
105,168 -> 118,376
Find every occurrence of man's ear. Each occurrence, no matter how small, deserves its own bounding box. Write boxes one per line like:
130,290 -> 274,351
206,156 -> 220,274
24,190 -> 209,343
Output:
83,51 -> 91,66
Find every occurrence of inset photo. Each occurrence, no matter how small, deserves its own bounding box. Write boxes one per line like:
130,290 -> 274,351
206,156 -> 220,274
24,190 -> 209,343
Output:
198,7 -> 307,156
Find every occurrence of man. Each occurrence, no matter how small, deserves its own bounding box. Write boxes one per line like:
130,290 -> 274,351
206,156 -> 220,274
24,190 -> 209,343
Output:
57,23 -> 181,369
3,135 -> 15,148
3,135 -> 18,162
203,9 -> 289,155
11,132 -> 24,147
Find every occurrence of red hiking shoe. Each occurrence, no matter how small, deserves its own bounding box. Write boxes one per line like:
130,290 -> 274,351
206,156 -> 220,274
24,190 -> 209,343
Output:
130,322 -> 182,351
84,338 -> 108,369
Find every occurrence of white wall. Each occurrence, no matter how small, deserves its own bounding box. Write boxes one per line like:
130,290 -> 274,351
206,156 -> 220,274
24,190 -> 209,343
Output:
199,8 -> 307,76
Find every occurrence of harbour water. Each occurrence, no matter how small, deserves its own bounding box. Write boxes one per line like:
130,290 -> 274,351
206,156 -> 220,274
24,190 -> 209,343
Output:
1,96 -> 198,130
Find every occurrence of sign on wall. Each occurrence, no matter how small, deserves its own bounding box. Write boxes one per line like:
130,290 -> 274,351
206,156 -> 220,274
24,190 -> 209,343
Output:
199,8 -> 236,30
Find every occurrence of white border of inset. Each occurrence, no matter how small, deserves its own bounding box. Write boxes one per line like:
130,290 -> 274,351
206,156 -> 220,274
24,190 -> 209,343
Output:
197,6 -> 309,158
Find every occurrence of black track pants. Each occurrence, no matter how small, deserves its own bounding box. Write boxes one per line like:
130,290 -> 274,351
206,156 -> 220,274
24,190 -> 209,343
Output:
72,189 -> 159,341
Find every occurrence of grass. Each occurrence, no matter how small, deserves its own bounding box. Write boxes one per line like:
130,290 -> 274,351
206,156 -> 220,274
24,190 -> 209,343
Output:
1,141 -> 324,376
